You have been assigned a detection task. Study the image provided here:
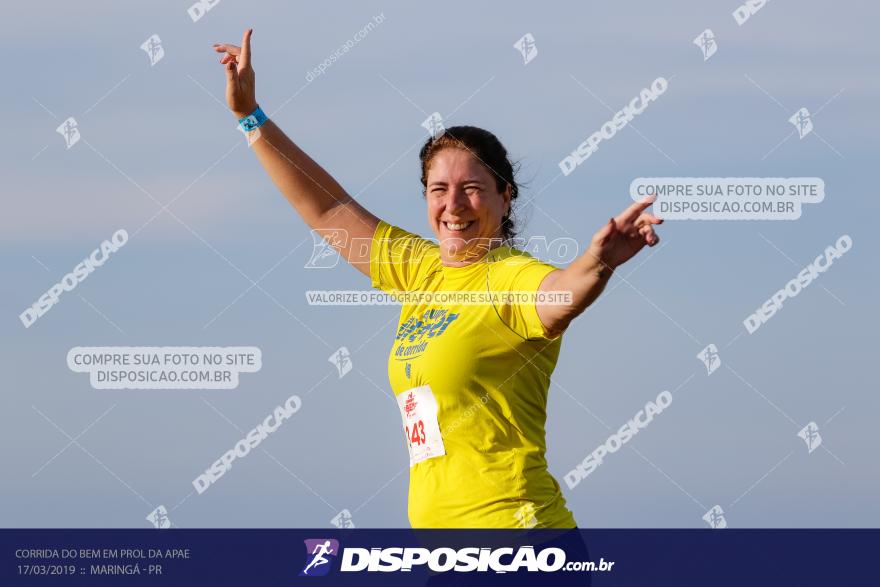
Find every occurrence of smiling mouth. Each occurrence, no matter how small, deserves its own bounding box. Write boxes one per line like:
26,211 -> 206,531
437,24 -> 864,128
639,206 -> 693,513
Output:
443,221 -> 474,231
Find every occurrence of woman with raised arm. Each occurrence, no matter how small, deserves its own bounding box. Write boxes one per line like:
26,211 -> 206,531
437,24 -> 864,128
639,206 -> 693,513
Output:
214,29 -> 662,529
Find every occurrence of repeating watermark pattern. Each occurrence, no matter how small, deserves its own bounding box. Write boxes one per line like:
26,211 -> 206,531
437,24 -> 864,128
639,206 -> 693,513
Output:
516,236 -> 579,263
421,112 -> 445,139
629,177 -> 825,220
304,230 -> 345,269
702,505 -> 728,529
302,229 -> 579,269
187,0 -> 220,23
565,390 -> 673,490
55,117 -> 80,149
743,235 -> 852,334
300,539 -> 339,576
514,502 -> 538,528
513,33 -> 538,65
67,346 -> 261,390
306,290 -> 574,306
20,229 -> 128,328
330,509 -> 356,529
328,347 -> 353,378
305,14 -> 386,83
237,125 -> 261,147
733,0 -> 771,26
697,344 -> 721,375
146,506 -> 171,529
797,422 -> 822,454
193,394 -> 302,494
693,29 -> 717,61
559,77 -> 668,176
789,107 -> 813,139
743,75 -> 844,160
140,35 -> 164,67
443,393 -> 490,437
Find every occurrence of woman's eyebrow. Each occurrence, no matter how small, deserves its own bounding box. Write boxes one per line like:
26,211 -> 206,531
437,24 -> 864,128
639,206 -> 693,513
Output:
428,178 -> 485,187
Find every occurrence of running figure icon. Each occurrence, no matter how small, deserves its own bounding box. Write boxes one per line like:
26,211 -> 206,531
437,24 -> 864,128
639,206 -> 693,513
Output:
302,540 -> 336,575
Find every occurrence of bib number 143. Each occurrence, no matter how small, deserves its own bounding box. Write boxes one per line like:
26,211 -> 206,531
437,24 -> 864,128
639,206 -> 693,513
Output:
407,420 -> 426,446
396,385 -> 445,467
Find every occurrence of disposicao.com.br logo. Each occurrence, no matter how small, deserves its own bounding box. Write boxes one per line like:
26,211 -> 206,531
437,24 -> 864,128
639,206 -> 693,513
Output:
298,539 -> 611,575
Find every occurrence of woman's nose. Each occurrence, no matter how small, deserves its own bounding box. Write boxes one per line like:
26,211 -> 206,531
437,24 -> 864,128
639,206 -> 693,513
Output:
446,187 -> 469,213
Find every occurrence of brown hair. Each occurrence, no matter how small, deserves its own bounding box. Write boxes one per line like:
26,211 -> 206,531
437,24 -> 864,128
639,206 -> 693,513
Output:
419,126 -> 520,243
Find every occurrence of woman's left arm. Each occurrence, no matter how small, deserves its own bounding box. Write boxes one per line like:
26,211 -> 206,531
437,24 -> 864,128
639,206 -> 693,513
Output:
537,195 -> 663,338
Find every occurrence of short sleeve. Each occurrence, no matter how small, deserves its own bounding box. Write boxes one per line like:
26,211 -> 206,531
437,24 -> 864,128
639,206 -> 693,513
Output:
369,220 -> 440,293
491,252 -> 562,341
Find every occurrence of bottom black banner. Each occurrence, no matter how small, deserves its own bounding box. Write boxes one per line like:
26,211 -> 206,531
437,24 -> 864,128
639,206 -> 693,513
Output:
2,528 -> 875,586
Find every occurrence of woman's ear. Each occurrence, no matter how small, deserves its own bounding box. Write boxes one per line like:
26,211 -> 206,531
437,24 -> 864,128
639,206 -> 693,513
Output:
503,184 -> 512,215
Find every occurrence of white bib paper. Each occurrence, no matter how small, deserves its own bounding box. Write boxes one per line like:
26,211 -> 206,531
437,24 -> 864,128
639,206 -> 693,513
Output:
396,384 -> 446,466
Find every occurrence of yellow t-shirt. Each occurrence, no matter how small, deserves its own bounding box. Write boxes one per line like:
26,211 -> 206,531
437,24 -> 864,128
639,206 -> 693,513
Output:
370,219 -> 577,529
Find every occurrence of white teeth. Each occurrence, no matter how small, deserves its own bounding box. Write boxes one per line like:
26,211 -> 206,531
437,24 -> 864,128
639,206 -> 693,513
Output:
445,221 -> 473,231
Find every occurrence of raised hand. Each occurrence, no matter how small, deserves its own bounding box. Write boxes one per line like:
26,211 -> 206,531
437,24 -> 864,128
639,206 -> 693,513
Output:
588,194 -> 663,270
213,28 -> 258,118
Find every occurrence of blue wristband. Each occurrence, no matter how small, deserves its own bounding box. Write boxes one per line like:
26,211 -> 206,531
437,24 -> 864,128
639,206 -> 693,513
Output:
238,106 -> 268,132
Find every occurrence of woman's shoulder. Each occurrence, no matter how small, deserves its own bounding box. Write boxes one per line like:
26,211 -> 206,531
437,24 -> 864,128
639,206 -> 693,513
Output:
376,220 -> 439,251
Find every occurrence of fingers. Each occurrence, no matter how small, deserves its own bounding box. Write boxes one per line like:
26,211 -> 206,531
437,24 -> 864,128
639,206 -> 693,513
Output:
225,60 -> 238,84
213,43 -> 241,56
214,42 -> 241,66
634,209 -> 662,246
240,28 -> 253,68
639,224 -> 660,246
634,212 -> 663,228
618,193 -> 657,224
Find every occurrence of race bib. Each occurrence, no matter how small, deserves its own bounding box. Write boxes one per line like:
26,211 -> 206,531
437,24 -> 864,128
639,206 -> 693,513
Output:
396,385 -> 445,467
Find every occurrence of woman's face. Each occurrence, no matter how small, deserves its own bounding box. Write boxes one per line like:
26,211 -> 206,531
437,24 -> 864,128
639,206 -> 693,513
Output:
425,148 -> 511,266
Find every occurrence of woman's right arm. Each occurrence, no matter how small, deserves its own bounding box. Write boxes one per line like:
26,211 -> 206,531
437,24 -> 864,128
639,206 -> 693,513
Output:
215,28 -> 380,277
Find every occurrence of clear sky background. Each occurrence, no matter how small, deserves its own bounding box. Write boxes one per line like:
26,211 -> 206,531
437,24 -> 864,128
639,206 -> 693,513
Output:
2,0 -> 877,528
